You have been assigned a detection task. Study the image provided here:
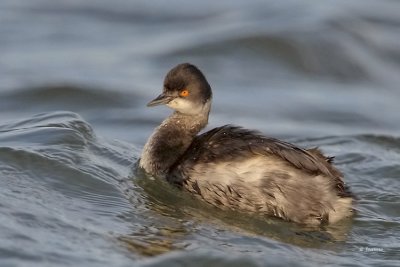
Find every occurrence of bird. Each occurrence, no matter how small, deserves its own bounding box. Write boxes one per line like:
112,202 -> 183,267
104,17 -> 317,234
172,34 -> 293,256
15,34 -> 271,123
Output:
139,63 -> 353,225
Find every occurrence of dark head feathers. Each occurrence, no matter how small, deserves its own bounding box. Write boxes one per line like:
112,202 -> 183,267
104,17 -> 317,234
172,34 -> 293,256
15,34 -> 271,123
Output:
163,63 -> 212,103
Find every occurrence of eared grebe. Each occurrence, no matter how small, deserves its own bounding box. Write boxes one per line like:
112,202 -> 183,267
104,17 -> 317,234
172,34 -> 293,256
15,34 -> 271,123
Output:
140,63 -> 353,225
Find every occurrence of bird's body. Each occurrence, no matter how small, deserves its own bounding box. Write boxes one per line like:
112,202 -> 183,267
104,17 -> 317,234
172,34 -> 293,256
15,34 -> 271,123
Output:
140,63 -> 353,225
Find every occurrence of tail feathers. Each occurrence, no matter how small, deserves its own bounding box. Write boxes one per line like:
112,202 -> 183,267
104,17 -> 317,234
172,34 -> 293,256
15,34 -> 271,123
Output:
329,197 -> 353,224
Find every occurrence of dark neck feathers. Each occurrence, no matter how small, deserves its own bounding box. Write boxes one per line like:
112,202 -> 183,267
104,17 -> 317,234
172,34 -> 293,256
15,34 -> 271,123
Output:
140,107 -> 209,176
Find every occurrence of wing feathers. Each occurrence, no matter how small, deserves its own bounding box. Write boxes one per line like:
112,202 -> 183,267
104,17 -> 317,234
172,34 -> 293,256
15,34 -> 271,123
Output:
172,125 -> 349,196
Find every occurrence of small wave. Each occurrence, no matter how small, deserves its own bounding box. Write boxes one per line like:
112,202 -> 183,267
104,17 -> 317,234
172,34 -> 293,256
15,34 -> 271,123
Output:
0,111 -> 94,145
0,111 -> 134,200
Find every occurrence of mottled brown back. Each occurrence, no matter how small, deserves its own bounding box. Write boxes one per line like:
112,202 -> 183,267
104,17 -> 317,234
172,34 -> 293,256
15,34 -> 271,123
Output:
170,125 -> 350,197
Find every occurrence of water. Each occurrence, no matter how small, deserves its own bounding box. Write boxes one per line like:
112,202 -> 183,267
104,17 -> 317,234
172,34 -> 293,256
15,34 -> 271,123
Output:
1,0 -> 399,266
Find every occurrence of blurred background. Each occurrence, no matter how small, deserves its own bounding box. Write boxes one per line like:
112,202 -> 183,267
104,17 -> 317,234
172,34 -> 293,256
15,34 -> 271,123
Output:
1,1 -> 400,266
2,0 -> 400,142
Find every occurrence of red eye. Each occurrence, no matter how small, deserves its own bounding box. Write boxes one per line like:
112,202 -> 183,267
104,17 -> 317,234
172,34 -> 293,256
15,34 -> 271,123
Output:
179,89 -> 189,97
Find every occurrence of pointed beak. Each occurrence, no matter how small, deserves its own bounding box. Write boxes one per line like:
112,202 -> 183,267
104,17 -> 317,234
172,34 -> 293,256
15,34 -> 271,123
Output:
147,93 -> 174,107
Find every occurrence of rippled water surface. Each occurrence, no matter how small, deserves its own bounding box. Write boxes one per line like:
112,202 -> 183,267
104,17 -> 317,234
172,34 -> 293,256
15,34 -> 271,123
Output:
1,1 -> 400,266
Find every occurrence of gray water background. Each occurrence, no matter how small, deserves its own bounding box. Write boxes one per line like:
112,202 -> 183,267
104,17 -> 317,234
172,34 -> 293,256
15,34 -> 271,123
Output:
0,0 -> 399,266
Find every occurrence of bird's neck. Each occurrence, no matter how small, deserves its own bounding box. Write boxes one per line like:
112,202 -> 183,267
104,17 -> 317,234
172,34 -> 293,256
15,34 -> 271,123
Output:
140,103 -> 210,177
